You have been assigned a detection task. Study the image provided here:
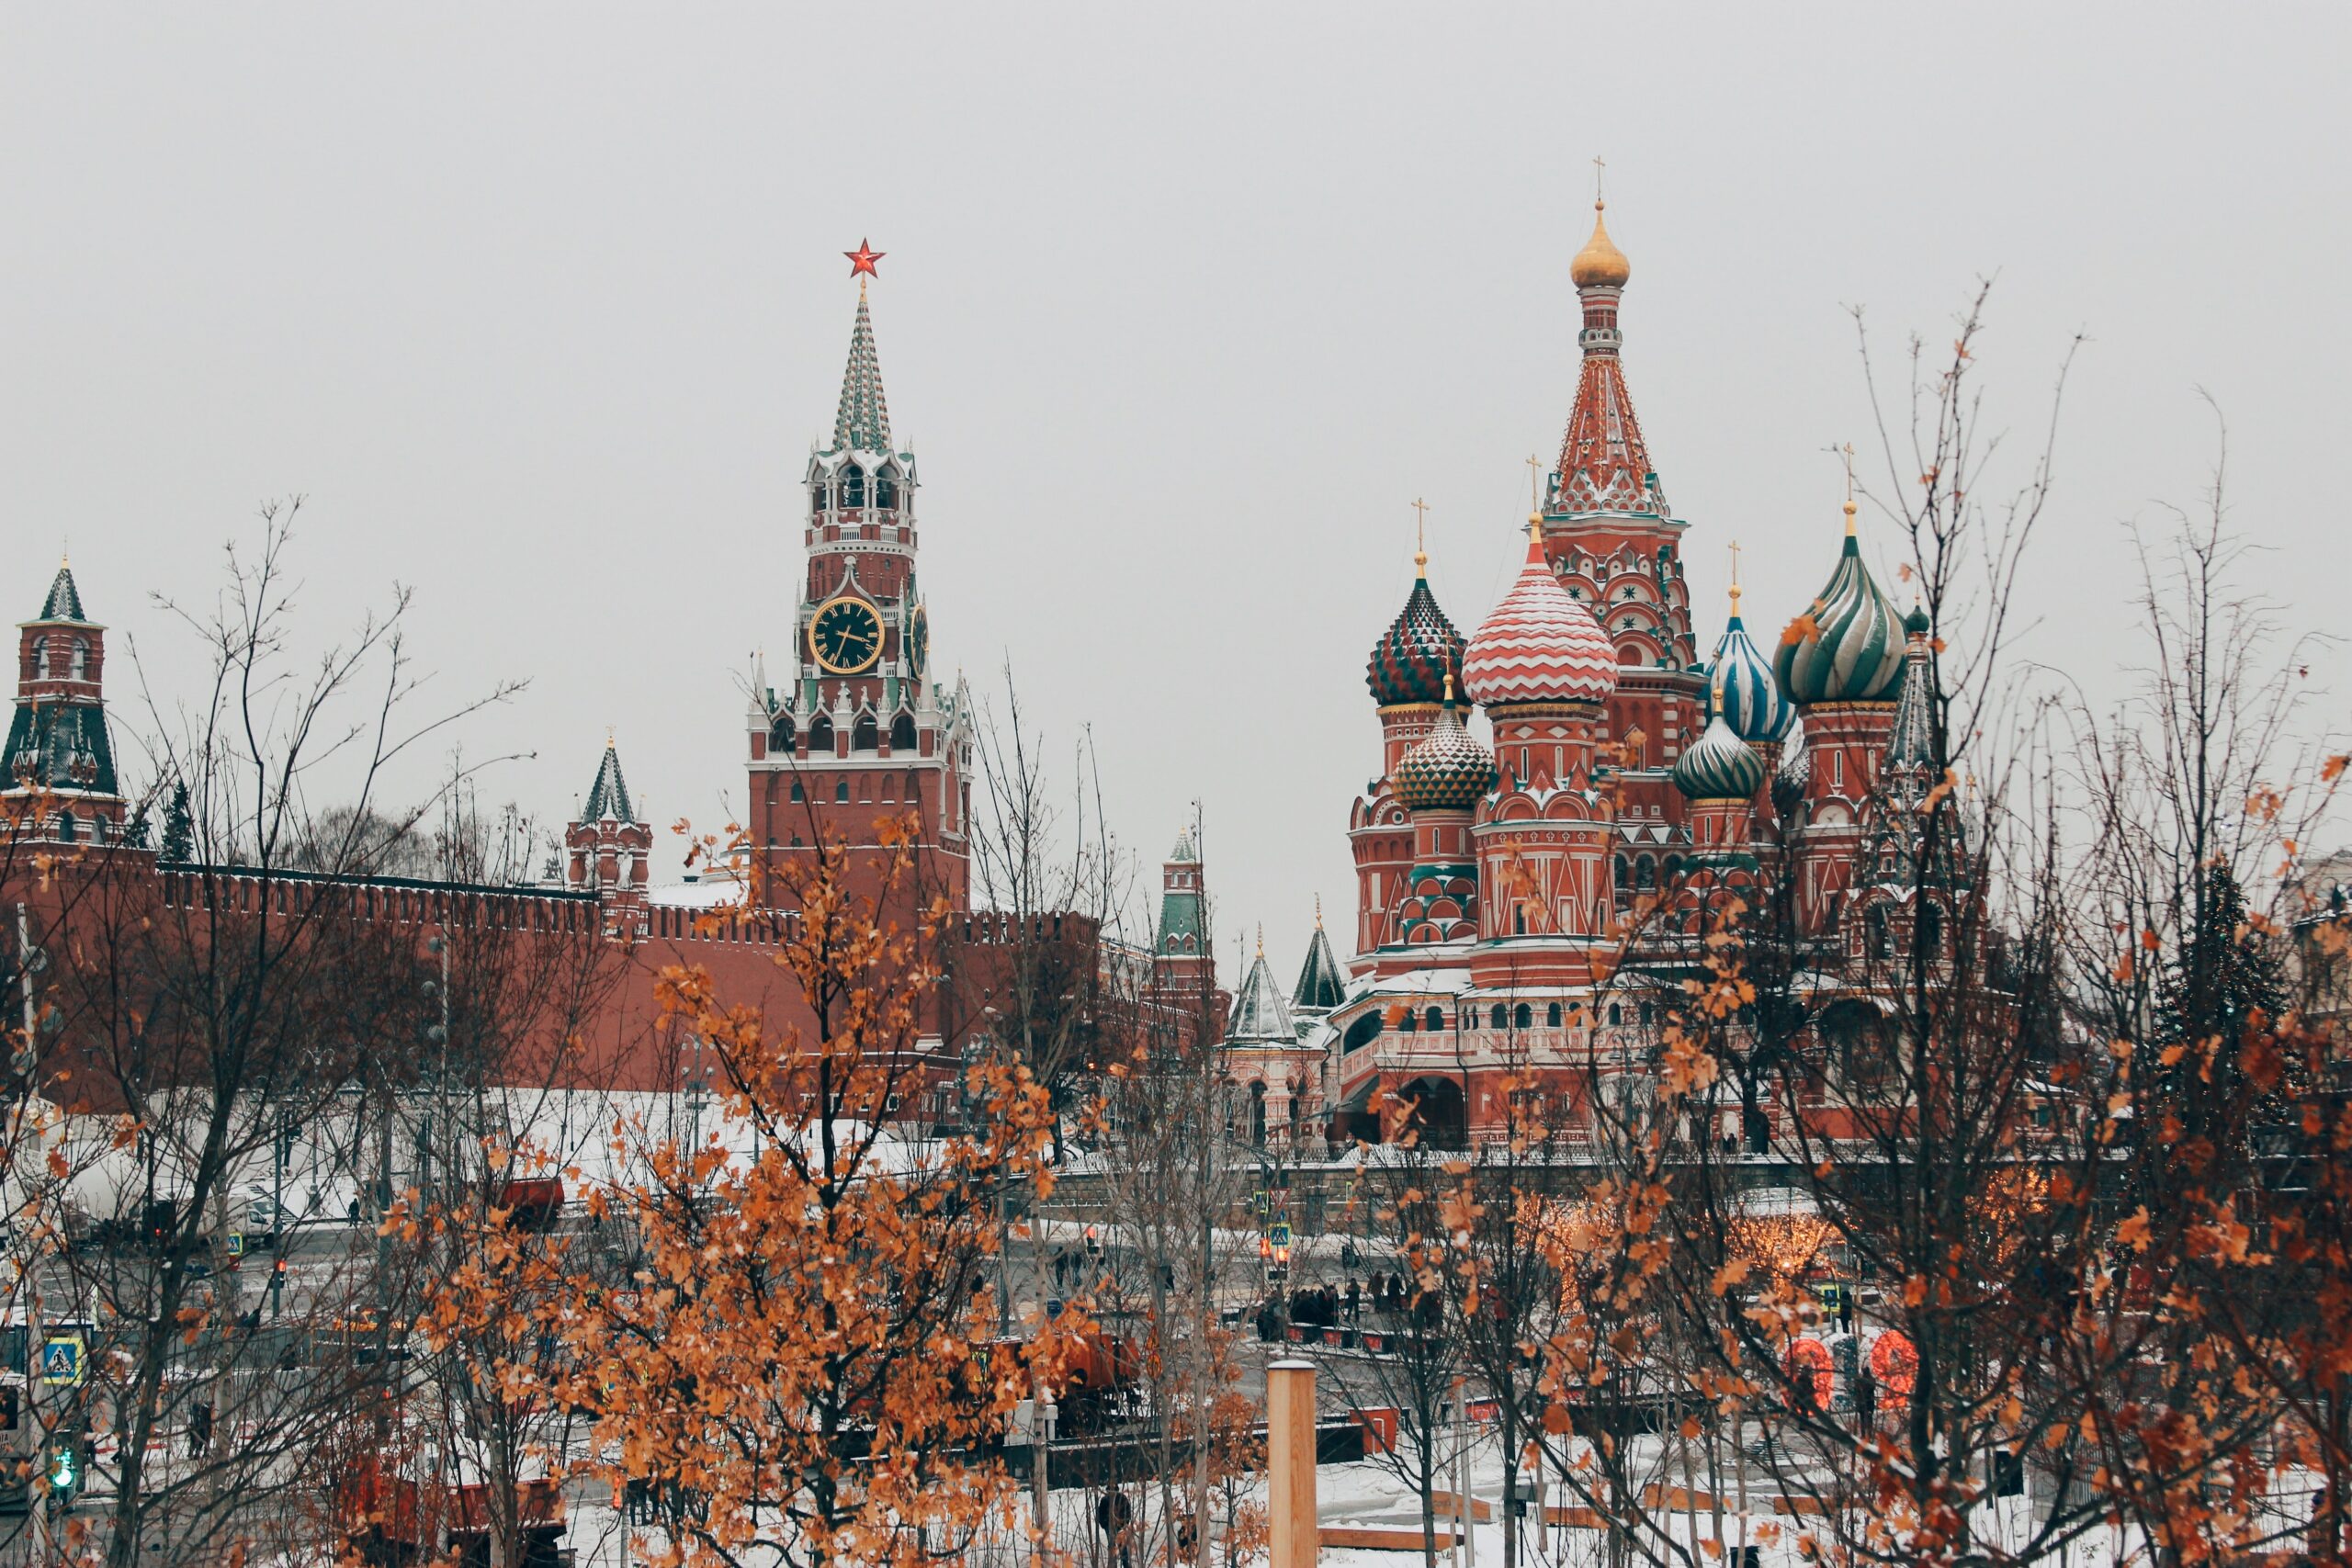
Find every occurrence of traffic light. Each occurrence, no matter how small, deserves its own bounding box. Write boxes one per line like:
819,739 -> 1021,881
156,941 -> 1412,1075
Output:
47,1427 -> 84,1506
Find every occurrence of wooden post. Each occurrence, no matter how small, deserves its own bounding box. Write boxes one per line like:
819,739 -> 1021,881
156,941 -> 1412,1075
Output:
1268,1358 -> 1317,1568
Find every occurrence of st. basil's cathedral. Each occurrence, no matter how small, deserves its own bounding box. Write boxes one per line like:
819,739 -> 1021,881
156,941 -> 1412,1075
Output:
1209,196 -> 1951,1158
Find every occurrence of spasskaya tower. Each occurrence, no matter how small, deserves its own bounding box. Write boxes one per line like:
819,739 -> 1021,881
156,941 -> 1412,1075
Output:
746,243 -> 972,916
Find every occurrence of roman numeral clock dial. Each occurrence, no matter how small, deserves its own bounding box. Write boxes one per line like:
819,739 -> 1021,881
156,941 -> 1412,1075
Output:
809,595 -> 883,675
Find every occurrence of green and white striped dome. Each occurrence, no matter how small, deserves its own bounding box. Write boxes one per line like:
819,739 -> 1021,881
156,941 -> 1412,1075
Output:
1672,713 -> 1767,801
1774,503 -> 1905,705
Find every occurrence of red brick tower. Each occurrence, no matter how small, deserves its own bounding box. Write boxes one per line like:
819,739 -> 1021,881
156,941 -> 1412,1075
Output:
1540,197 -> 1704,876
745,250 -> 971,921
565,735 -> 650,937
5,562 -> 127,843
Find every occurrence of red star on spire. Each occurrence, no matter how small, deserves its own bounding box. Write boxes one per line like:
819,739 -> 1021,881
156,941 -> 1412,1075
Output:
844,239 -> 884,279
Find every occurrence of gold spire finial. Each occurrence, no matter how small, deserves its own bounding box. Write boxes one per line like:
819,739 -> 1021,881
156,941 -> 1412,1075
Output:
1256,922 -> 1264,961
1411,497 -> 1430,573
1528,511 -> 1544,547
1315,893 -> 1323,929
1841,443 -> 1858,536
605,725 -> 616,748
1593,153 -> 1606,209
1442,671 -> 1455,705
1728,538 -> 1744,614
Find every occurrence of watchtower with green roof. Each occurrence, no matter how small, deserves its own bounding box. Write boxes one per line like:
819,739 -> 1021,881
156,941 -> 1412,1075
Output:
6,562 -> 127,844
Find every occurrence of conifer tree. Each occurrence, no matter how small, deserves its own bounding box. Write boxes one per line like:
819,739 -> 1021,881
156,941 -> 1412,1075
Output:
2158,856 -> 2286,1053
157,782 -> 195,863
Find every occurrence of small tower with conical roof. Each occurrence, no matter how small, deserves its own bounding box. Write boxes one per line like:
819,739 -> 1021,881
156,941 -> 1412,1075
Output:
5,562 -> 126,842
1222,927 -> 1326,1153
1846,604 -> 1969,968
1292,898 -> 1348,1019
566,735 -> 650,936
1150,826 -> 1216,1006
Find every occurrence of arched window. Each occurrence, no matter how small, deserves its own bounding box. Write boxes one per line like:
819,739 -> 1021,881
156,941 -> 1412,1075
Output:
1514,1003 -> 1533,1031
1513,905 -> 1527,934
1607,1002 -> 1622,1027
770,715 -> 796,751
1867,904 -> 1891,959
70,638 -> 88,680
1638,1001 -> 1653,1027
1489,1004 -> 1507,1030
852,714 -> 878,752
834,779 -> 850,803
1546,1001 -> 1563,1028
54,810 -> 75,842
28,636 -> 45,677
789,779 -> 805,803
1423,1006 -> 1443,1033
1662,854 -> 1683,882
1919,901 -> 1944,960
889,713 -> 916,751
1634,856 -> 1657,890
842,464 -> 865,506
810,480 -> 830,515
1614,855 -> 1631,892
1250,1084 -> 1267,1148
1343,1013 -> 1383,1054
808,714 -> 835,753
1398,1008 -> 1417,1033
875,469 -> 899,509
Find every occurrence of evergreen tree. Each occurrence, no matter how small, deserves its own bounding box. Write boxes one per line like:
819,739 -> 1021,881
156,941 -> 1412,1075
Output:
2159,858 -> 2286,1050
157,782 -> 195,863
124,801 -> 151,850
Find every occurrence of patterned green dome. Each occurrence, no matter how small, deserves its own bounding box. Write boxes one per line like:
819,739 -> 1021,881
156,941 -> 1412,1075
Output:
1672,714 -> 1766,801
1394,692 -> 1496,811
1775,512 -> 1905,705
1367,570 -> 1465,708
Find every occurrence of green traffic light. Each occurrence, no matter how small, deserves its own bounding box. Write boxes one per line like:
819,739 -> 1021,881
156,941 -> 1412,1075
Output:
49,1447 -> 76,1495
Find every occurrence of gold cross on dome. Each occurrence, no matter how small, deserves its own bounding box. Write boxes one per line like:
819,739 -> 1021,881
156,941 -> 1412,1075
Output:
1526,453 -> 1545,512
1592,155 -> 1606,206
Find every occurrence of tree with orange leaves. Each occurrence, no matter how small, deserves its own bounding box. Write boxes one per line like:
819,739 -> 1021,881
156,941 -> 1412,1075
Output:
545,810 -> 1060,1568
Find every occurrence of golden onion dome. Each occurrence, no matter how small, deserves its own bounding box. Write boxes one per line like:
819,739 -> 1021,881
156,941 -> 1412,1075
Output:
1569,200 -> 1631,288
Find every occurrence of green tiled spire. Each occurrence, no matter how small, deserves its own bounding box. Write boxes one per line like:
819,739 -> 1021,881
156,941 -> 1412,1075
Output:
39,565 -> 85,622
831,291 -> 893,455
582,739 -> 634,822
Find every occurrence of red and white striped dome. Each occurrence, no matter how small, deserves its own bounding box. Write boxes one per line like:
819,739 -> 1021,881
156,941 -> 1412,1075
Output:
1461,522 -> 1619,707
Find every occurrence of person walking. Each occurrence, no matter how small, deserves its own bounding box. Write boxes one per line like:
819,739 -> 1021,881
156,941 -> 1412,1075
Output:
1345,1277 -> 1362,1324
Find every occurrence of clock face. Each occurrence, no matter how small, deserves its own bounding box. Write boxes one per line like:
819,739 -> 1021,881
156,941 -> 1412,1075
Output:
907,603 -> 930,680
809,595 -> 883,674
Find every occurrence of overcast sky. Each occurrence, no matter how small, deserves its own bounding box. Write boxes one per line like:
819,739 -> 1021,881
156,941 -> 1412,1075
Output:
5,6 -> 2346,983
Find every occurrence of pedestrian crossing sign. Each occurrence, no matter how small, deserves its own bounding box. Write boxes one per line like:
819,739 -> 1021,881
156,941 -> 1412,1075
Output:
40,1335 -> 84,1387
